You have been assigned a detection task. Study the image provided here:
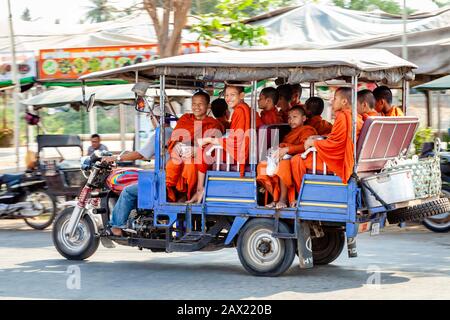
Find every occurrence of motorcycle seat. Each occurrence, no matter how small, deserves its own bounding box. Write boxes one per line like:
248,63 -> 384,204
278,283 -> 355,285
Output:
0,173 -> 24,187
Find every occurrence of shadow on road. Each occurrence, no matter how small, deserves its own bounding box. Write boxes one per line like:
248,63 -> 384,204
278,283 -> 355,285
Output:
0,256 -> 411,299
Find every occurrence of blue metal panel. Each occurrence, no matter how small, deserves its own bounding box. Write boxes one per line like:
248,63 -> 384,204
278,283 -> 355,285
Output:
224,216 -> 249,245
296,175 -> 357,223
346,223 -> 358,238
138,170 -> 157,209
203,171 -> 256,207
154,211 -> 178,227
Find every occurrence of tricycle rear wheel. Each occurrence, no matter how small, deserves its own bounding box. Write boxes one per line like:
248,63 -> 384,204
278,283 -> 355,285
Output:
237,218 -> 295,277
311,229 -> 345,265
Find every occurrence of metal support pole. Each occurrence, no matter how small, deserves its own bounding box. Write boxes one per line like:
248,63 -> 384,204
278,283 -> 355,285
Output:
309,82 -> 314,97
437,93 -> 442,139
250,80 -> 258,173
351,76 -> 358,174
159,75 -> 166,171
426,90 -> 432,127
402,0 -> 408,60
7,0 -> 21,170
119,104 -> 126,151
401,79 -> 409,115
89,106 -> 97,134
134,71 -> 140,151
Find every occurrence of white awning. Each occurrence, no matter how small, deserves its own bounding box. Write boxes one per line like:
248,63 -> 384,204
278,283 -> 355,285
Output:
21,84 -> 192,108
80,49 -> 417,84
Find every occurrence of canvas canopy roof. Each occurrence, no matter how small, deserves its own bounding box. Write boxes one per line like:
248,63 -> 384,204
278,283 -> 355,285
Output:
21,84 -> 192,108
80,49 -> 416,84
413,75 -> 450,90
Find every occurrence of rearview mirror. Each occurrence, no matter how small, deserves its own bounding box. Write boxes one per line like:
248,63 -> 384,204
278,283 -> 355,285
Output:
132,82 -> 150,97
135,96 -> 150,113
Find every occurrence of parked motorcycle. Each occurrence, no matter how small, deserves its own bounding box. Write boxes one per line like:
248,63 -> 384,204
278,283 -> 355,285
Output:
420,142 -> 450,232
0,171 -> 57,229
52,150 -> 140,259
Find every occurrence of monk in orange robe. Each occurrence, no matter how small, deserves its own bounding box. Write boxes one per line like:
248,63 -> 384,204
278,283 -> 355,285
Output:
189,85 -> 252,203
257,106 -> 317,208
166,91 -> 223,202
291,87 -> 358,194
373,85 -> 404,116
290,83 -> 303,108
304,97 -> 333,135
258,87 -> 283,125
357,89 -> 379,121
211,98 -> 230,131
277,84 -> 293,123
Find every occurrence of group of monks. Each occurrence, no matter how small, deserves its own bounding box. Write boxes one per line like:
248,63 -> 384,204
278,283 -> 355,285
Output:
164,83 -> 404,206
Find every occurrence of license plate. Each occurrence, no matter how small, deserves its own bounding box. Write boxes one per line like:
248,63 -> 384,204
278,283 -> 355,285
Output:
371,222 -> 380,236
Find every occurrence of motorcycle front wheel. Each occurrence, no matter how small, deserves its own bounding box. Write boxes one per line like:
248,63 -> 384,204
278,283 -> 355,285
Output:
52,207 -> 99,260
23,189 -> 57,230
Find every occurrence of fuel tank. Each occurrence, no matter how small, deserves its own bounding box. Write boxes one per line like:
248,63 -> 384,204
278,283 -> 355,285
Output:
106,168 -> 141,194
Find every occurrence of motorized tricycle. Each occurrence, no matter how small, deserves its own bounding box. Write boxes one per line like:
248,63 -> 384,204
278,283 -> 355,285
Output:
53,49 -> 448,276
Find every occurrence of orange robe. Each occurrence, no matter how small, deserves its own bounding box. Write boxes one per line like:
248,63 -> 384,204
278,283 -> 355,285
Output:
291,109 -> 355,193
166,113 -> 223,202
257,125 -> 317,204
260,107 -> 282,125
219,101 -> 251,176
362,110 -> 379,121
279,108 -> 290,123
218,118 -> 230,131
306,115 -> 333,136
383,106 -> 404,117
356,114 -> 364,139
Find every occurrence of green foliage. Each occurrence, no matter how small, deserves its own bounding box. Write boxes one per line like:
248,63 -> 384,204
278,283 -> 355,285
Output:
432,0 -> 450,8
39,107 -> 133,135
85,0 -> 116,23
332,0 -> 406,15
191,0 -> 295,46
413,127 -> 435,155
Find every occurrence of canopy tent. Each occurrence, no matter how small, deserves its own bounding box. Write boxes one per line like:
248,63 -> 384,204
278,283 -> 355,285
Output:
80,49 -> 417,85
0,11 -> 199,53
414,75 -> 450,90
413,75 -> 450,139
21,84 -> 192,108
207,3 -> 450,77
0,3 -> 447,79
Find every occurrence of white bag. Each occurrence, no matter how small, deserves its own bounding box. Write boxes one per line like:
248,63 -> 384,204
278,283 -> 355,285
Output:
266,148 -> 279,177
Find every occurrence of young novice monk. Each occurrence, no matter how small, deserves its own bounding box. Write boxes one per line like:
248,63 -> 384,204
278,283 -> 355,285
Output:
258,87 -> 282,125
290,87 -> 363,194
373,86 -> 404,116
257,106 -> 317,209
304,97 -> 333,135
277,84 -> 293,123
188,85 -> 252,203
357,89 -> 379,121
211,98 -> 230,131
166,91 -> 223,202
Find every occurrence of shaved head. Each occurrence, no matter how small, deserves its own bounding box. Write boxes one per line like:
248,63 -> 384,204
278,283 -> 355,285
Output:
335,87 -> 352,104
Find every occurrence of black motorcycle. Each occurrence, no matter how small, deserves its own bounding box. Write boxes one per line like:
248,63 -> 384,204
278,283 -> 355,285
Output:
420,142 -> 450,233
0,171 -> 57,230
